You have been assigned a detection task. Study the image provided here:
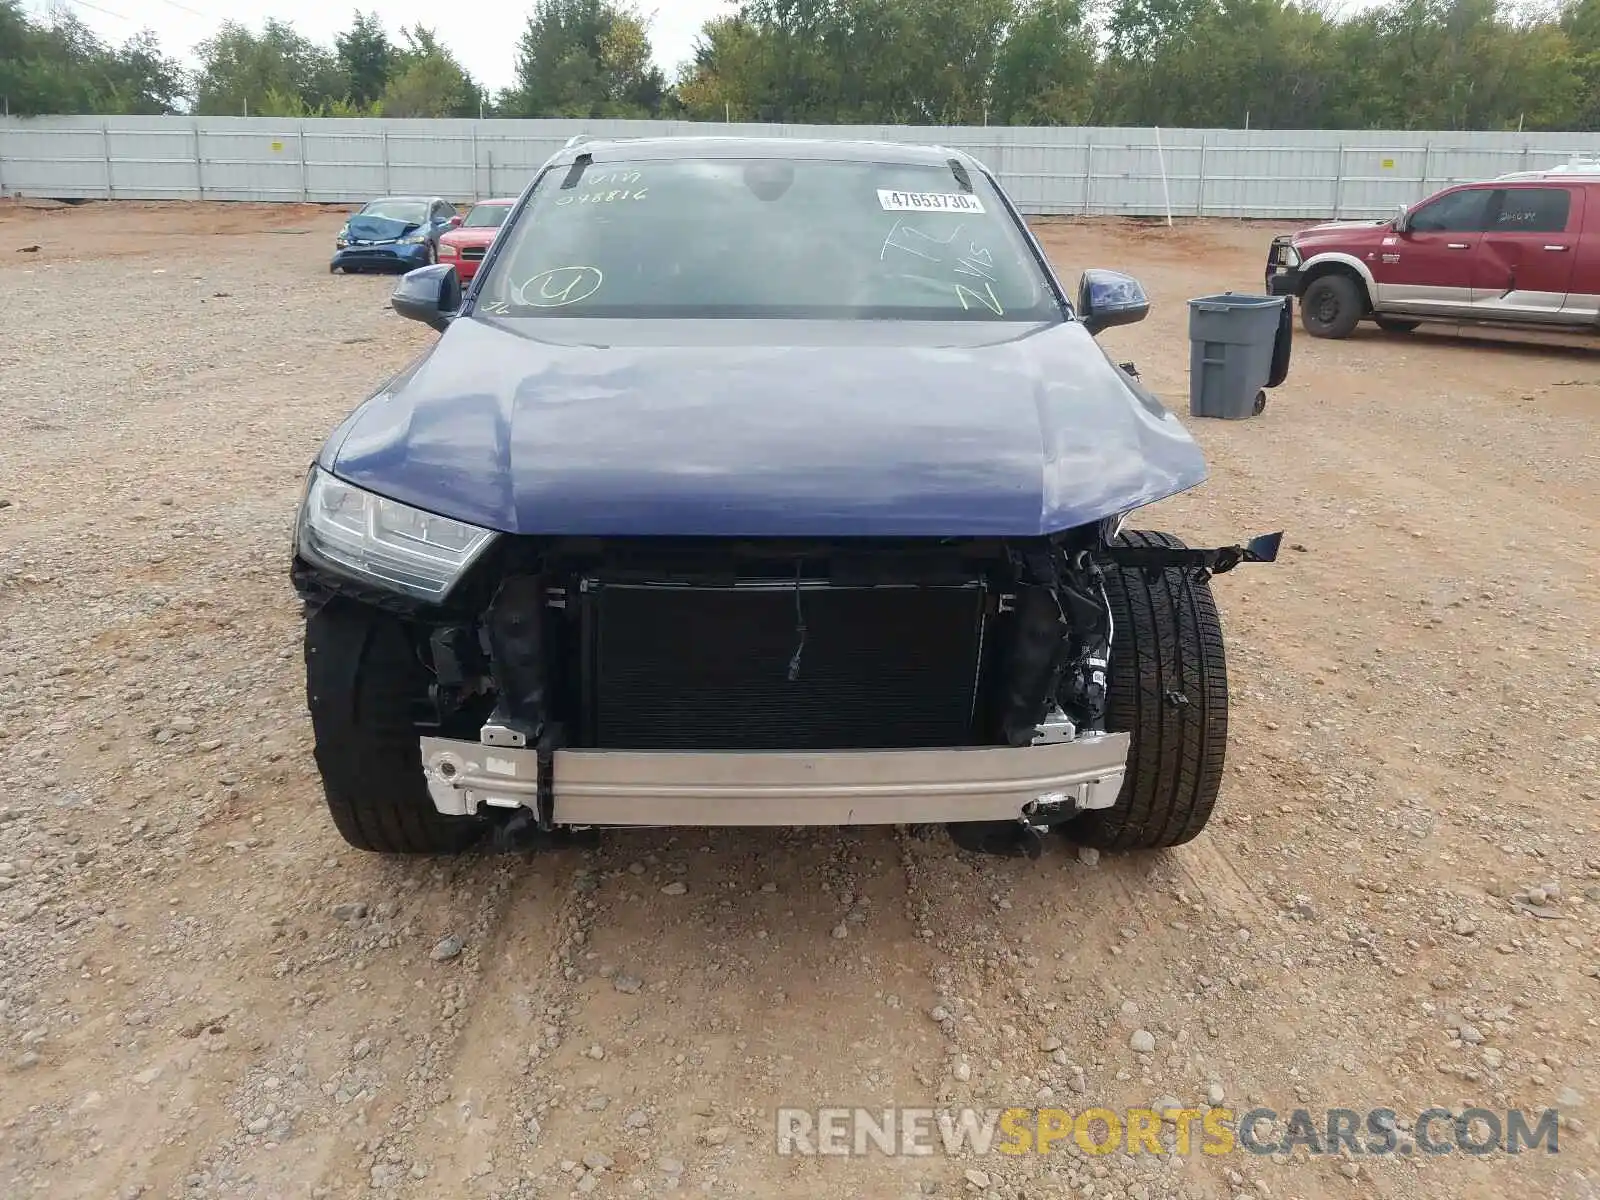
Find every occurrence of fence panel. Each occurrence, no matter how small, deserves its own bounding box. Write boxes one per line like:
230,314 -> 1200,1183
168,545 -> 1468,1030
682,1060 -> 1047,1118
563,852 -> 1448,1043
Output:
7,116 -> 1600,218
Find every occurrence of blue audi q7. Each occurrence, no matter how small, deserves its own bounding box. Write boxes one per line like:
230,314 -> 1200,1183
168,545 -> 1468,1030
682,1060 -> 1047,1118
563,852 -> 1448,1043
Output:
293,136 -> 1280,862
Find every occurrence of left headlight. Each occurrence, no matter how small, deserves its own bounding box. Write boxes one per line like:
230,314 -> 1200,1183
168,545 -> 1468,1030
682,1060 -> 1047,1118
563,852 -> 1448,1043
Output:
399,233 -> 429,245
295,467 -> 497,602
1279,242 -> 1302,268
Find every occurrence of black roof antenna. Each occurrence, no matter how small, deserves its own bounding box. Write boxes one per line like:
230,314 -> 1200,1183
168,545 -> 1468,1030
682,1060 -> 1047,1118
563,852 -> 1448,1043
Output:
947,157 -> 973,193
561,152 -> 593,190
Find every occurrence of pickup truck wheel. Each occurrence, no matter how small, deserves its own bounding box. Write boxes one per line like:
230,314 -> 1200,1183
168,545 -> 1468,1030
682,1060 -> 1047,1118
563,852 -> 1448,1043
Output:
1300,275 -> 1363,339
1069,531 -> 1228,851
304,602 -> 489,855
1375,317 -> 1420,334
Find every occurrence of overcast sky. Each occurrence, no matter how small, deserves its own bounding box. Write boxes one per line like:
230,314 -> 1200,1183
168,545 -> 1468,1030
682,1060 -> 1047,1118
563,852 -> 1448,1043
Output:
25,0 -> 734,93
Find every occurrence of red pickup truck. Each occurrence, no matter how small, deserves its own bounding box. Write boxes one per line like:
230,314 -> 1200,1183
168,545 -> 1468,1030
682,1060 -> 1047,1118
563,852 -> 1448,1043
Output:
1266,163 -> 1600,338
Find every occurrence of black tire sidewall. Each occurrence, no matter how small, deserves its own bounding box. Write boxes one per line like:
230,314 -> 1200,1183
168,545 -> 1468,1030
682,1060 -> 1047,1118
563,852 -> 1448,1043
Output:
305,601 -> 486,854
1300,275 -> 1362,338
1069,531 -> 1230,851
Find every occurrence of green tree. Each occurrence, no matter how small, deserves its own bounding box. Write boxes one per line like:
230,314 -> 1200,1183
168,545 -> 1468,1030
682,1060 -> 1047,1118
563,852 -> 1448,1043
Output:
503,0 -> 667,116
0,4 -> 186,115
334,11 -> 393,109
990,0 -> 1098,124
192,19 -> 343,116
101,30 -> 188,114
675,14 -> 778,119
377,24 -> 484,117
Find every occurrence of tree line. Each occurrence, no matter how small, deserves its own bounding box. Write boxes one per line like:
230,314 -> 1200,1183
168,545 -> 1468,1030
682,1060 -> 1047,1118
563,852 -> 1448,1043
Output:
4,0 -> 1600,130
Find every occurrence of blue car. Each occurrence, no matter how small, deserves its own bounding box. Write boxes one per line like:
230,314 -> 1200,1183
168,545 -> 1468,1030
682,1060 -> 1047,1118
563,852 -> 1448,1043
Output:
293,136 -> 1282,860
329,195 -> 460,274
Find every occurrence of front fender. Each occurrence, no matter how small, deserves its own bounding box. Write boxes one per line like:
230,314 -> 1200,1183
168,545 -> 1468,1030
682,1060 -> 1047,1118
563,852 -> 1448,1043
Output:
1300,250 -> 1376,294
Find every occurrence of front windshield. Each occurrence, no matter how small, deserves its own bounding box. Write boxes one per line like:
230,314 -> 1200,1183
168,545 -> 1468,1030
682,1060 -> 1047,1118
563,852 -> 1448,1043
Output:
474,157 -> 1060,321
360,199 -> 428,224
462,203 -> 510,229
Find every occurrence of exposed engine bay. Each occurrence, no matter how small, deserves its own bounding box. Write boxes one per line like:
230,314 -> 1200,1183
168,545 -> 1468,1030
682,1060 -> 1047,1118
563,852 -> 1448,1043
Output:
293,526 -> 1277,857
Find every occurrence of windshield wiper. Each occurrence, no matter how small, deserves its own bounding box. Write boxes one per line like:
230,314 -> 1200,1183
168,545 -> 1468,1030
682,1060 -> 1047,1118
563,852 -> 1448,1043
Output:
561,153 -> 593,191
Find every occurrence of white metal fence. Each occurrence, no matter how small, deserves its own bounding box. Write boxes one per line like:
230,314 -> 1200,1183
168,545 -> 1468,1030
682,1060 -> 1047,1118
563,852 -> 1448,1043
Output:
5,116 -> 1600,219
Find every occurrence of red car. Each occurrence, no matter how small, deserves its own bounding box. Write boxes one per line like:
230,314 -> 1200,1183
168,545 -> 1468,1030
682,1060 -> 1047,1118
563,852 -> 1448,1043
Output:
438,198 -> 517,282
1267,162 -> 1600,338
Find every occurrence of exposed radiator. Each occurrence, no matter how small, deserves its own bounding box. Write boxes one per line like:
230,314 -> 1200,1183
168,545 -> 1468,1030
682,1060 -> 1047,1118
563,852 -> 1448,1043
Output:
584,580 -> 987,750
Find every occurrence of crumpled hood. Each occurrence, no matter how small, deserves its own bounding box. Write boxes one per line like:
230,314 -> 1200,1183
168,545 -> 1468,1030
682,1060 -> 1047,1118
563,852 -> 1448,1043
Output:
324,316 -> 1209,538
345,214 -> 420,243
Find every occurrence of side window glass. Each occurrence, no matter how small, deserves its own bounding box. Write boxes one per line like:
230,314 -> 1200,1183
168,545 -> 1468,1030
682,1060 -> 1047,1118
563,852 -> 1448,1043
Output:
1410,188 -> 1491,233
1492,188 -> 1572,234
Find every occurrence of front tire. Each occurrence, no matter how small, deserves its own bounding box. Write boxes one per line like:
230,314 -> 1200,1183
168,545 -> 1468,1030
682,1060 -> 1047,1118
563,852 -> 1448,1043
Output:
1070,531 -> 1229,851
304,602 -> 488,854
1300,274 -> 1363,339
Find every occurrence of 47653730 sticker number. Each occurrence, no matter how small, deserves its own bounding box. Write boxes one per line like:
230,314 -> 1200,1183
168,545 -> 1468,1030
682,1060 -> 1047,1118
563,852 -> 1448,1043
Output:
877,189 -> 985,214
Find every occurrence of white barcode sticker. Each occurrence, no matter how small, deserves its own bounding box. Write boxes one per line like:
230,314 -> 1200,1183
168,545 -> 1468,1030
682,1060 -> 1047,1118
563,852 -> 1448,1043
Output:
877,189 -> 985,214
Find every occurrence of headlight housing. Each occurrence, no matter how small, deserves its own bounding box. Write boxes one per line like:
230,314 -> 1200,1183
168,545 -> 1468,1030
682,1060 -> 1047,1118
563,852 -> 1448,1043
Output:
399,233 -> 428,245
295,467 -> 497,602
1279,243 -> 1301,268
439,243 -> 458,257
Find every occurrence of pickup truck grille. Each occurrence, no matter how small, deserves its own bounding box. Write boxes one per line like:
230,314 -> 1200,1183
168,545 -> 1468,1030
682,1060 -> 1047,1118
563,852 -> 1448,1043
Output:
460,246 -> 486,261
582,580 -> 987,750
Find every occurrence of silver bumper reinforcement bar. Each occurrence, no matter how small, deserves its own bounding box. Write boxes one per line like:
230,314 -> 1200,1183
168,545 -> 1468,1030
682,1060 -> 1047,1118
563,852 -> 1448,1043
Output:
418,733 -> 1130,827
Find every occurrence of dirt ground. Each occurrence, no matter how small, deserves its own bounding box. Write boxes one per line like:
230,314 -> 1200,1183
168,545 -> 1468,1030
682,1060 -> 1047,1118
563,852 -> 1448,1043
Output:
0,199 -> 1596,1200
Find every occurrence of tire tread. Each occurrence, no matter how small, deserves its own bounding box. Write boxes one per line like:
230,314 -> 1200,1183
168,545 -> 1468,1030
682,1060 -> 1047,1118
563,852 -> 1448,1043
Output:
1073,531 -> 1228,851
305,603 -> 485,854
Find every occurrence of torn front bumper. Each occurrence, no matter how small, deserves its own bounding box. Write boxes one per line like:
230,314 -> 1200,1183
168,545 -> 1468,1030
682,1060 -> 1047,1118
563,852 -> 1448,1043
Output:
418,734 -> 1130,828
330,242 -> 431,272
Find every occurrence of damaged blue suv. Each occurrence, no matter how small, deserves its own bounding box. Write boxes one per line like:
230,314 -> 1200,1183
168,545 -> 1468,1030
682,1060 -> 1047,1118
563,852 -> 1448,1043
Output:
293,136 -> 1279,859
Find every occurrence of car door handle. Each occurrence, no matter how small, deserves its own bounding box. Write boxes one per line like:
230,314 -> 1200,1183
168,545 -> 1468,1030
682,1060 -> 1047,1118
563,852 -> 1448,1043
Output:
1544,245 -> 1569,252
1447,242 -> 1470,249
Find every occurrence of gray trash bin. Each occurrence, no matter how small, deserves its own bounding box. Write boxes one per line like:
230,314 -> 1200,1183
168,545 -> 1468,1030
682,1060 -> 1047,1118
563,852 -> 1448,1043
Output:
1187,293 -> 1287,419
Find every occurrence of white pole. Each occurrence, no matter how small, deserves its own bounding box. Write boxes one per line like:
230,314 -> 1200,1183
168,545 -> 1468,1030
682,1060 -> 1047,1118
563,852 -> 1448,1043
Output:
1154,126 -> 1173,228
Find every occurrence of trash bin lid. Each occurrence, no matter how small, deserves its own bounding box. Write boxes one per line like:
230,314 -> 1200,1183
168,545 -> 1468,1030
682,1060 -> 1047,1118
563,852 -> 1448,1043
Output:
1188,293 -> 1284,312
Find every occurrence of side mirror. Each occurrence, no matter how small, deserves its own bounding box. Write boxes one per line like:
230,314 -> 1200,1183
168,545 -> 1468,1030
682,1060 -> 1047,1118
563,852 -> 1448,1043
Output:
448,214 -> 463,227
1393,205 -> 1410,234
1076,269 -> 1149,335
392,263 -> 461,333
